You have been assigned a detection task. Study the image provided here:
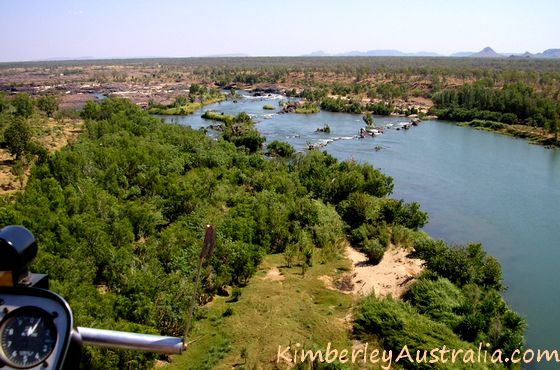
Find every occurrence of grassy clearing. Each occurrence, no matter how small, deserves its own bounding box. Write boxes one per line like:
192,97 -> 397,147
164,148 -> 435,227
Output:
164,253 -> 381,369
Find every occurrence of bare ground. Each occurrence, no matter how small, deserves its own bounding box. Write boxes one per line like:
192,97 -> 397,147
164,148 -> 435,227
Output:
321,244 -> 424,299
263,266 -> 285,282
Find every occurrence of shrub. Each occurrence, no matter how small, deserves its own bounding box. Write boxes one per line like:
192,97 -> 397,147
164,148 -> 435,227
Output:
362,238 -> 385,265
223,127 -> 265,153
390,224 -> 413,248
311,200 -> 345,250
404,277 -> 464,329
228,287 -> 242,303
12,93 -> 34,118
37,95 -> 59,117
354,296 -> 474,369
3,118 -> 32,159
222,307 -> 234,317
380,198 -> 428,230
266,140 -> 295,158
337,192 -> 382,229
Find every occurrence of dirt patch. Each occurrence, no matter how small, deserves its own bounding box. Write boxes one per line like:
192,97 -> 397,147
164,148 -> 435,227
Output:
263,266 -> 285,282
318,275 -> 332,286
154,359 -> 170,368
35,118 -> 83,152
0,151 -> 21,194
319,244 -> 423,299
346,245 -> 424,298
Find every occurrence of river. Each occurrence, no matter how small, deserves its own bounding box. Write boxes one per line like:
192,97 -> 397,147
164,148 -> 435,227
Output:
161,92 -> 560,368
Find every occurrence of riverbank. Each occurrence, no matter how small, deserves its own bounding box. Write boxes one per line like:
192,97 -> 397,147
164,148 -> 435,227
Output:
458,120 -> 559,148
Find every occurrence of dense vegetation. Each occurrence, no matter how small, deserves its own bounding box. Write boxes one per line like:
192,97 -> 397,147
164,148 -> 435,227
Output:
0,96 -> 525,369
0,92 -> 62,188
0,98 -> 417,368
432,81 -> 559,138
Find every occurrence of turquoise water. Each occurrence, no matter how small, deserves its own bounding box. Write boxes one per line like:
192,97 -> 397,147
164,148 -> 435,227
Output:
162,93 -> 560,367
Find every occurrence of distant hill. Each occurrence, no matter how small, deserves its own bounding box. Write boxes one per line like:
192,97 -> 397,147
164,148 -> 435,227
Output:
304,50 -> 329,57
508,51 -> 533,59
453,47 -> 560,59
300,47 -> 560,59
539,49 -> 560,58
303,50 -> 441,57
469,47 -> 504,58
344,49 -> 407,57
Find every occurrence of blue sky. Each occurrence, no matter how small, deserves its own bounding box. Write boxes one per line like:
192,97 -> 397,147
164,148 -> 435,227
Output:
1,0 -> 558,62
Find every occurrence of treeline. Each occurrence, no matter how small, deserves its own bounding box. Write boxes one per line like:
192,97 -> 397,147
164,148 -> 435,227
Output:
319,96 -> 396,115
432,81 -> 559,132
0,92 -> 59,119
184,57 -> 560,87
6,56 -> 560,77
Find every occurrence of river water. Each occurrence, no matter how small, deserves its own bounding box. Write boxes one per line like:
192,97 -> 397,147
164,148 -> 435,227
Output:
161,93 -> 560,367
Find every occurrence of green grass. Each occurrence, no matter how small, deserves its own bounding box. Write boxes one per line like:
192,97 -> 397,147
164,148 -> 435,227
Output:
295,105 -> 320,114
148,96 -> 224,115
164,253 -> 373,369
263,104 -> 275,110
201,111 -> 237,125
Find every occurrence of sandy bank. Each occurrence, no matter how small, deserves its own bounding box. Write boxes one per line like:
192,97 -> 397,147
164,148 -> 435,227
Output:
321,244 -> 424,299
347,245 -> 424,298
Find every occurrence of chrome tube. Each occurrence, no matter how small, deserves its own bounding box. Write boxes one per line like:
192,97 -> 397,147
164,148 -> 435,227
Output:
77,327 -> 185,354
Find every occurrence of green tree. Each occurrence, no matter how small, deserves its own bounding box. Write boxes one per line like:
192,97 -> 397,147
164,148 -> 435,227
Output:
3,118 -> 31,159
12,93 -> 34,118
80,100 -> 101,120
189,83 -> 201,95
173,95 -> 188,107
0,92 -> 10,114
266,140 -> 295,158
37,95 -> 59,117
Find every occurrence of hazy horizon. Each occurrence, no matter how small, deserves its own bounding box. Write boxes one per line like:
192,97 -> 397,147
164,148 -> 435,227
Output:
1,0 -> 559,62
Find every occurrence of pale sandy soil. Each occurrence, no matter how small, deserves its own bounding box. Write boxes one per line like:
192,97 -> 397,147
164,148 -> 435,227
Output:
0,151 -> 21,193
347,245 -> 424,298
263,266 -> 285,282
321,244 -> 424,299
